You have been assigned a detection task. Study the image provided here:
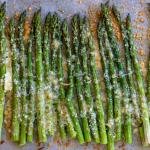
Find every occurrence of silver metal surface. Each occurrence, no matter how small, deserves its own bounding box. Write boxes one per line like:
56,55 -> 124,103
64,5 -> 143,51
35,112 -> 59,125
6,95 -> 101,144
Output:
0,0 -> 149,149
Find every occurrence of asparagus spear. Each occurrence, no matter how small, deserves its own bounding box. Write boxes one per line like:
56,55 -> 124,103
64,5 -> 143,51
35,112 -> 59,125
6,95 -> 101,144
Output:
59,46 -> 77,139
102,27 -> 122,144
98,21 -> 114,150
55,15 -> 76,139
51,13 -> 66,140
112,5 -> 140,122
26,25 -> 35,142
9,18 -> 20,142
79,17 -> 100,143
62,19 -> 81,139
58,15 -> 87,144
101,4 -> 132,143
51,13 -> 59,73
147,55 -> 150,143
33,9 -> 47,142
0,2 -> 6,140
17,11 -> 28,145
42,12 -> 55,136
147,54 -> 150,113
86,18 -> 107,144
112,6 -> 145,145
126,14 -> 150,144
69,15 -> 91,142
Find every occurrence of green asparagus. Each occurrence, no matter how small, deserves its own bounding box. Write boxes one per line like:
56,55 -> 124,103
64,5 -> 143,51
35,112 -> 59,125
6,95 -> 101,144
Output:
0,2 -> 6,140
79,16 -> 100,143
86,18 -> 107,144
98,21 -> 114,150
62,19 -> 82,139
103,28 -> 122,144
58,51 -> 77,139
33,9 -> 47,142
43,12 -> 55,136
69,15 -> 91,142
59,14 -> 88,144
9,18 -> 20,142
112,5 -> 147,145
26,25 -> 35,142
147,54 -> 150,114
112,5 -> 140,121
126,14 -> 150,144
17,11 -> 27,145
102,4 -> 132,143
56,16 -> 76,139
51,13 -> 66,140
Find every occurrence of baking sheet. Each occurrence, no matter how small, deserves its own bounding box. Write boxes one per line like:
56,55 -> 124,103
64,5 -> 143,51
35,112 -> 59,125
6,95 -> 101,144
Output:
0,0 -> 150,149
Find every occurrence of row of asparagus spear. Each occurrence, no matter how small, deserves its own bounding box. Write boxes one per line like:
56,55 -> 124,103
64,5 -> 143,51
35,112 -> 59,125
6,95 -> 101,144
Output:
0,2 -> 150,149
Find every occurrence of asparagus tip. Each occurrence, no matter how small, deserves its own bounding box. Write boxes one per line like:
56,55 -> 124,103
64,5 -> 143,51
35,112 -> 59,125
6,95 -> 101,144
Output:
105,0 -> 110,6
83,15 -> 87,23
127,13 -> 131,21
112,4 -> 117,12
71,14 -> 79,26
101,3 -> 104,8
63,18 -> 67,24
19,10 -> 27,22
45,11 -> 51,26
53,12 -> 59,18
1,1 -> 6,10
35,8 -> 41,17
73,14 -> 80,19
46,12 -> 51,20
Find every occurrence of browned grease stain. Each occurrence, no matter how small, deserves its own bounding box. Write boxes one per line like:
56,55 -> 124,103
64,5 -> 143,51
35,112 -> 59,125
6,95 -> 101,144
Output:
0,140 -> 5,145
88,5 -> 101,70
24,19 -> 31,41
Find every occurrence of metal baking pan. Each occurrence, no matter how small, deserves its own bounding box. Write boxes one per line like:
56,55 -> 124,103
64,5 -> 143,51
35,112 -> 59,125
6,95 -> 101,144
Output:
1,0 -> 150,149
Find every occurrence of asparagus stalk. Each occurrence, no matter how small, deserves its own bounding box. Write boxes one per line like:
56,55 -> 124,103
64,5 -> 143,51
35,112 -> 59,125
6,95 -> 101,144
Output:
68,16 -> 91,142
55,16 -> 76,139
112,5 -> 140,122
86,18 -> 107,144
43,12 -> 55,136
17,11 -> 28,145
33,9 -> 47,142
102,28 -> 122,144
147,55 -> 150,114
112,6 -> 145,145
101,4 -> 132,143
58,47 -> 77,139
98,21 -> 114,150
126,14 -> 150,144
51,13 -> 66,140
51,13 -> 59,72
65,114 -> 76,139
9,18 -> 20,141
26,25 -> 35,142
59,15 -> 88,144
62,19 -> 81,139
0,2 -> 6,140
79,17 -> 100,143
